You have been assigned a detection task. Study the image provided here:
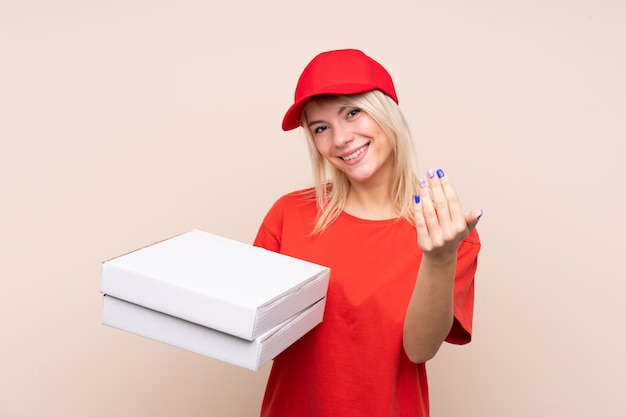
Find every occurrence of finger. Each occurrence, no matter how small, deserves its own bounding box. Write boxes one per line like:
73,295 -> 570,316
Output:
427,169 -> 452,227
418,176 -> 438,226
413,193 -> 428,236
413,191 -> 435,251
465,209 -> 484,232
436,169 -> 464,224
417,176 -> 443,246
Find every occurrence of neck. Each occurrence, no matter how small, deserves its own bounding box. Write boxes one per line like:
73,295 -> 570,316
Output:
344,180 -> 396,220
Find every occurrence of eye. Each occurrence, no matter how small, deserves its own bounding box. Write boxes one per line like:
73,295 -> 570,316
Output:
346,108 -> 361,119
312,124 -> 329,135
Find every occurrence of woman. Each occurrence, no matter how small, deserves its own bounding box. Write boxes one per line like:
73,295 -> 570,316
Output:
254,49 -> 482,417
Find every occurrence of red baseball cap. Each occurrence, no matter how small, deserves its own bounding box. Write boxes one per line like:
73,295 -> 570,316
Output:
282,49 -> 399,131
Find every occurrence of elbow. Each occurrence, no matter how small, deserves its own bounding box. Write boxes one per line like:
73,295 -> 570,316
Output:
403,341 -> 441,364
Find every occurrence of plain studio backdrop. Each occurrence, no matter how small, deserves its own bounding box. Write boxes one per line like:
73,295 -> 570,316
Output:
1,1 -> 624,416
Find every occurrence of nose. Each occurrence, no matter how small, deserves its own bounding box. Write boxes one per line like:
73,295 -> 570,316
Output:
332,123 -> 354,147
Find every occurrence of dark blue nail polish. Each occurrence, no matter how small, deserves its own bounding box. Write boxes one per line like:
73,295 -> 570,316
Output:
414,195 -> 421,204
436,169 -> 445,178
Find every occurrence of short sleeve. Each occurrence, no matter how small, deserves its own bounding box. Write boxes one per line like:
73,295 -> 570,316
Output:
445,228 -> 481,345
253,196 -> 286,253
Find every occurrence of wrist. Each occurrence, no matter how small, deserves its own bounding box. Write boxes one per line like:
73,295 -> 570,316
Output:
421,251 -> 457,268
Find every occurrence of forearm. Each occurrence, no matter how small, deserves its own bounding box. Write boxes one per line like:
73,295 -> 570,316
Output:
402,255 -> 457,363
406,168 -> 482,363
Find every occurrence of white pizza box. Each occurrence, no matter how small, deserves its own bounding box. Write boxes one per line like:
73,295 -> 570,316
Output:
100,229 -> 330,341
102,295 -> 325,371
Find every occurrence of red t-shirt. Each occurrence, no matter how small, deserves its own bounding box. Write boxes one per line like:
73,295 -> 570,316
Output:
254,189 -> 480,417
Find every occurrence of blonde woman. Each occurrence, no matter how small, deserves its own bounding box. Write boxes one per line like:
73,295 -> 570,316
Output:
254,49 -> 483,417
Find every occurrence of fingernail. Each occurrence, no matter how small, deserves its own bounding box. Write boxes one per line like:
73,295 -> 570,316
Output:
436,169 -> 445,178
477,210 -> 484,219
427,170 -> 435,179
414,195 -> 421,204
419,178 -> 426,188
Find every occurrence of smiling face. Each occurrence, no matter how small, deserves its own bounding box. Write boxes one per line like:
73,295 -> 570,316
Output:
304,97 -> 395,187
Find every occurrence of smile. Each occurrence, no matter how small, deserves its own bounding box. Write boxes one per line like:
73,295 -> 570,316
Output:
340,143 -> 370,161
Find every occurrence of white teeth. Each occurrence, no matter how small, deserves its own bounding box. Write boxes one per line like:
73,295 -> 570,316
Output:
341,144 -> 368,161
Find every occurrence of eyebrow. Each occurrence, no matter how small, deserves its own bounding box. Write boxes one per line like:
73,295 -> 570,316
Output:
307,106 -> 350,128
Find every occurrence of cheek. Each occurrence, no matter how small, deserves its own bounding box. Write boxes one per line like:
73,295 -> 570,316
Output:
313,138 -> 332,156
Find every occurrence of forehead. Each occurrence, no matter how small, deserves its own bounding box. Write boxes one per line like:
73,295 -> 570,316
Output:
304,96 -> 351,118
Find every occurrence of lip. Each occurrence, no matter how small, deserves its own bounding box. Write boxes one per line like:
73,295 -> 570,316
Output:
338,143 -> 370,165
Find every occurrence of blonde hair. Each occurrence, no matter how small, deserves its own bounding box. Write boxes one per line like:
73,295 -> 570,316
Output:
300,90 -> 420,234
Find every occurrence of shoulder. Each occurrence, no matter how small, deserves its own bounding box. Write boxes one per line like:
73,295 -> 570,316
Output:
254,187 -> 317,251
265,187 -> 317,215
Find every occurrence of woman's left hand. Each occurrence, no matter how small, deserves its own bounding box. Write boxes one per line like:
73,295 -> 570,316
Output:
413,169 -> 482,263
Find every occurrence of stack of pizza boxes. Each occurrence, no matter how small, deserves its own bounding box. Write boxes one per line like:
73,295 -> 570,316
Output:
100,229 -> 330,371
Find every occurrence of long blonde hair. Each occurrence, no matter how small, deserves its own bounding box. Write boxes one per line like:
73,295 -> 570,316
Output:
300,90 -> 420,234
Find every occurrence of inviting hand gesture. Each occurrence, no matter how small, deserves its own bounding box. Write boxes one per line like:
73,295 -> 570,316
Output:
413,169 -> 482,262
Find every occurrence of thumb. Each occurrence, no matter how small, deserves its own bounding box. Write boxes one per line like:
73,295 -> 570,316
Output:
465,209 -> 483,232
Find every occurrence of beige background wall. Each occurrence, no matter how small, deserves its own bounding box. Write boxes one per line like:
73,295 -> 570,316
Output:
1,1 -> 624,416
